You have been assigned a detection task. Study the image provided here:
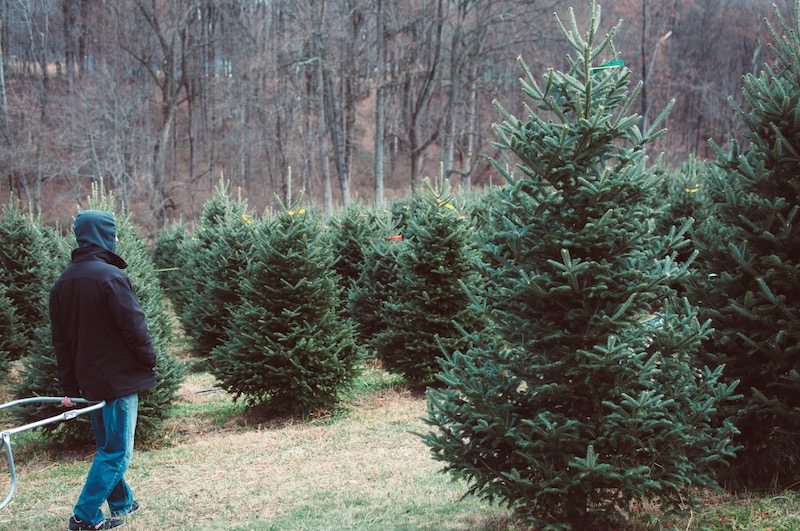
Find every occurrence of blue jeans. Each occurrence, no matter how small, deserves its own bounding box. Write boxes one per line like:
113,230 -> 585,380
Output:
73,393 -> 138,525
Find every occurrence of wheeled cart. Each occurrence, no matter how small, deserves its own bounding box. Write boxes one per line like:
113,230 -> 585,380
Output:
0,397 -> 104,510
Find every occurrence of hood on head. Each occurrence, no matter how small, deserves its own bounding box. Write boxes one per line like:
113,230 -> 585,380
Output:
74,210 -> 117,253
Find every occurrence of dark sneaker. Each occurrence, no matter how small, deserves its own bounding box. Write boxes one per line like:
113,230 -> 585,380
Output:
110,500 -> 140,518
68,515 -> 125,530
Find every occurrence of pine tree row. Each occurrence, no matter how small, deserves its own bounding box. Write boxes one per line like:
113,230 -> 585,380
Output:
153,176 -> 484,415
0,184 -> 185,444
0,0 -> 797,527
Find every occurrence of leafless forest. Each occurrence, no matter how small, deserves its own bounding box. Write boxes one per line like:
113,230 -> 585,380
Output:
0,0 -> 791,234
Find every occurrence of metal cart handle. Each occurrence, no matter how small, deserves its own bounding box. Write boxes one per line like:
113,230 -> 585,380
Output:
0,397 -> 105,511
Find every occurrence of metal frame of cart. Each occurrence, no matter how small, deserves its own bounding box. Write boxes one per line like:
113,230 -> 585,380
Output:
0,397 -> 105,510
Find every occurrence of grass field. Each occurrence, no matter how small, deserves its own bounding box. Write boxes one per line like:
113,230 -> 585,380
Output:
0,366 -> 798,530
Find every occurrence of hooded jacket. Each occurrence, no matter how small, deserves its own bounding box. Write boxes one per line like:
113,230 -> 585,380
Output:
50,210 -> 157,401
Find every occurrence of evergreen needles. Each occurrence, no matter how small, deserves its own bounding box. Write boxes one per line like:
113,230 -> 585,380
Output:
689,0 -> 800,491
422,2 -> 739,528
209,204 -> 362,416
11,182 -> 186,444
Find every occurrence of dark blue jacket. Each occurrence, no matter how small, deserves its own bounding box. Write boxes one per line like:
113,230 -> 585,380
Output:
50,246 -> 157,401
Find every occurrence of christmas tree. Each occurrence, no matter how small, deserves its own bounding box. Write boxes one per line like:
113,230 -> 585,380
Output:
0,197 -> 63,358
152,221 -> 192,318
14,182 -> 186,444
422,2 -> 738,528
347,210 -> 404,353
375,177 -> 484,386
210,204 -> 362,416
176,178 -> 255,363
654,156 -> 710,236
689,0 -> 800,490
0,285 -> 23,379
327,202 -> 379,318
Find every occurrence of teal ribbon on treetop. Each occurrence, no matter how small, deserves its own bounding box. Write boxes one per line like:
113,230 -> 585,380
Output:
590,59 -> 624,74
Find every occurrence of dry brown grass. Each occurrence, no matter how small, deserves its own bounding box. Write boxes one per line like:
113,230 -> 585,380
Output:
5,371 -> 796,529
0,373 -> 513,530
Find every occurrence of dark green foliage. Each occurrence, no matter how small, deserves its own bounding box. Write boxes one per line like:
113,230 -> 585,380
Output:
152,221 -> 192,318
652,157 -> 716,270
0,198 -> 64,358
110,212 -> 187,442
653,156 -> 713,240
375,179 -> 485,386
422,3 -> 738,528
459,187 -> 501,236
327,203 -> 381,317
0,285 -> 23,379
13,322 -> 71,432
14,184 -> 186,445
387,195 -> 418,232
210,206 -> 362,416
177,179 -> 255,361
348,212 -> 404,352
688,1 -> 800,491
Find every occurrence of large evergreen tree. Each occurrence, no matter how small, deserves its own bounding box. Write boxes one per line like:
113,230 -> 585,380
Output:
327,202 -> 379,318
422,3 -> 738,528
689,0 -> 800,490
14,183 -> 186,444
210,205 -> 362,416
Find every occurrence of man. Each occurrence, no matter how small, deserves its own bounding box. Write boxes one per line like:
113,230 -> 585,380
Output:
50,210 -> 157,530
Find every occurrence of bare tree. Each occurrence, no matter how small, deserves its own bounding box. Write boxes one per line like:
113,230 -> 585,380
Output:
314,23 -> 335,214
0,18 -> 10,138
113,0 -> 195,223
636,0 -> 677,133
374,0 -> 386,206
0,0 -> 785,228
440,0 -> 544,191
7,0 -> 59,215
389,0 -> 445,191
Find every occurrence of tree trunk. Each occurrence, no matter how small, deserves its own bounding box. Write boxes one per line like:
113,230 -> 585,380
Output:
79,0 -> 90,75
152,105 -> 175,220
641,0 -> 648,131
0,19 -> 8,137
374,0 -> 386,207
323,66 -> 350,208
463,70 -> 479,192
317,38 -> 333,215
406,0 -> 444,192
62,0 -> 76,89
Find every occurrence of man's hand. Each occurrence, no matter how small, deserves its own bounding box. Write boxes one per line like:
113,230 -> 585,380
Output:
61,396 -> 77,407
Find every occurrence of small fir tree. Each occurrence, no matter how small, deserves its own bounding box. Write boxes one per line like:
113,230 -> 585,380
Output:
654,156 -> 711,235
375,178 -> 485,386
210,205 -> 362,416
327,202 -> 379,317
652,157 -> 715,270
688,0 -> 800,490
422,3 -> 738,528
0,285 -> 23,379
348,211 -> 404,353
388,195 -> 417,233
0,197 -> 63,358
152,221 -> 192,317
177,178 -> 255,362
14,182 -> 186,444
